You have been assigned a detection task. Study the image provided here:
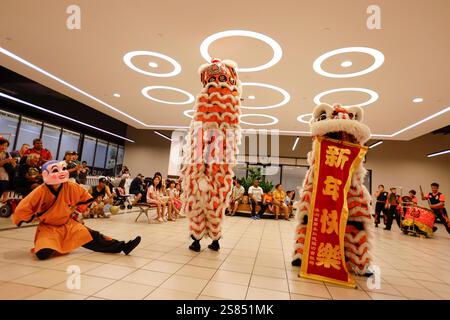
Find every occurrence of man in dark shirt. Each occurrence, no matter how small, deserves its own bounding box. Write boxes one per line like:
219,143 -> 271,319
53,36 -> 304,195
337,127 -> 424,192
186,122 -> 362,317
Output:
130,173 -> 145,204
384,187 -> 402,231
421,182 -> 450,234
373,184 -> 388,228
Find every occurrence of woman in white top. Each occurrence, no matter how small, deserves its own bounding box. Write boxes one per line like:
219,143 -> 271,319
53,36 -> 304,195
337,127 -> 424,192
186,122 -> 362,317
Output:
147,175 -> 171,222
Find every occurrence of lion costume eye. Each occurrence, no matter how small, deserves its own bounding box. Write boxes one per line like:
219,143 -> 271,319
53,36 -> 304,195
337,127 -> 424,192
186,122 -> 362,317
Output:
318,112 -> 327,121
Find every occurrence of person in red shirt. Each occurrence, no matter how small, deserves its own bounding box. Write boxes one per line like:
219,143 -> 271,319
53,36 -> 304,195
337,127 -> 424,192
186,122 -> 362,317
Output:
421,182 -> 450,234
25,138 -> 52,166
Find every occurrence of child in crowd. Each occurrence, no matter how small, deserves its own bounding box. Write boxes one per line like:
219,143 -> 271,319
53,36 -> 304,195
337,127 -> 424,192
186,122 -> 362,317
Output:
263,191 -> 274,214
147,174 -> 171,222
167,180 -> 182,220
175,182 -> 185,218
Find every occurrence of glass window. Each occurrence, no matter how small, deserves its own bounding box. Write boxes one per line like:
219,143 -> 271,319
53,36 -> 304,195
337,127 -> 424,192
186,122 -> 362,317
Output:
106,144 -> 117,169
41,123 -> 61,157
15,117 -> 42,153
263,165 -> 281,186
117,146 -> 124,165
0,110 -> 19,152
94,139 -> 108,168
57,129 -> 80,160
281,165 -> 308,200
233,163 -> 247,179
81,136 -> 96,166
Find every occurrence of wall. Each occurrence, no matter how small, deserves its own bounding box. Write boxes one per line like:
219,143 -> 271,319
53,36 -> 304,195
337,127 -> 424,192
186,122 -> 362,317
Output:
365,133 -> 450,206
122,127 -> 172,178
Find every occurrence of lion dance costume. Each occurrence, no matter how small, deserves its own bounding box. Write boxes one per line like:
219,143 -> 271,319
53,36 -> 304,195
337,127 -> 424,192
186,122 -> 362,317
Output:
292,103 -> 373,279
12,160 -> 141,260
180,59 -> 241,252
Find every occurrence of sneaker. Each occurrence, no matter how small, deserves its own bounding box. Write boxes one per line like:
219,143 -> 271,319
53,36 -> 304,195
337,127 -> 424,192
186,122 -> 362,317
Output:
255,216 -> 261,220
157,217 -> 164,222
251,216 -> 257,220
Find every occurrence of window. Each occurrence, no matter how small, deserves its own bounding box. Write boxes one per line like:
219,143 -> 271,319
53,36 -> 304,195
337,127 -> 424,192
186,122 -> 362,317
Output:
15,117 -> 42,153
233,163 -> 247,179
41,123 -> 61,157
0,110 -> 19,152
263,165 -> 281,187
106,144 -> 117,169
57,129 -> 80,160
281,165 -> 308,200
81,135 -> 96,166
117,146 -> 124,165
94,139 -> 108,168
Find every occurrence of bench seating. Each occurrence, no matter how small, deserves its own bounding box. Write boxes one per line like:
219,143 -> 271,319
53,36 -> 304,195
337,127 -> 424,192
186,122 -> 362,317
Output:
133,203 -> 157,223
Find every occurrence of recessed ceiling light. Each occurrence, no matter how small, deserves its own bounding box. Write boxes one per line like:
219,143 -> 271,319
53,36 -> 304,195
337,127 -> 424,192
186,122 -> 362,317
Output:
341,61 -> 352,67
413,97 -> 423,103
113,93 -> 120,97
123,51 -> 181,77
248,95 -> 256,100
297,113 -> 312,124
313,87 -> 379,107
292,136 -> 300,151
241,83 -> 290,110
141,86 -> 194,105
148,62 -> 158,68
369,141 -> 383,149
313,47 -> 384,78
239,114 -> 278,126
0,92 -> 134,142
427,149 -> 450,158
200,30 -> 282,72
154,131 -> 172,141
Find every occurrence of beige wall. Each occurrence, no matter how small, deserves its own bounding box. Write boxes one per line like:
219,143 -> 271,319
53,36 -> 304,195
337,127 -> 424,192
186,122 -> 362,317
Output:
365,133 -> 450,206
122,127 -> 172,178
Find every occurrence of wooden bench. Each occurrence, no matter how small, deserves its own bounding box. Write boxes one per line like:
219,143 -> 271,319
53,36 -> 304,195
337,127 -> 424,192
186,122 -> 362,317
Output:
134,203 -> 157,223
234,203 -> 294,218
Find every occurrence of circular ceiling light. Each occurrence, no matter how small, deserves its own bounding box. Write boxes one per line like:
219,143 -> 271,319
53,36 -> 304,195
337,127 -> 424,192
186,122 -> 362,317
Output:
241,82 -> 290,110
123,51 -> 181,77
313,87 -> 379,107
297,113 -> 312,124
412,97 -> 423,103
183,109 -> 195,119
341,61 -> 353,67
240,114 -> 278,126
200,30 -> 282,72
313,47 -> 384,78
142,86 -> 194,105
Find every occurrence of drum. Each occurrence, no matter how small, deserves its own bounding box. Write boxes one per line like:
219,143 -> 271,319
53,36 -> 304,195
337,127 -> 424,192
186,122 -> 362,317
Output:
401,206 -> 435,237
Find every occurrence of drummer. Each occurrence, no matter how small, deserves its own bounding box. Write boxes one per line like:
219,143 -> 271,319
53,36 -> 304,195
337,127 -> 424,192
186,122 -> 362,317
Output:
384,187 -> 402,231
374,184 -> 388,228
408,190 -> 418,205
421,183 -> 450,234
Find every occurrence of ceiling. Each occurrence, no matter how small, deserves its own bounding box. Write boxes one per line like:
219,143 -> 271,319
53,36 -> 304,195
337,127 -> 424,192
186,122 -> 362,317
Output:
0,0 -> 449,141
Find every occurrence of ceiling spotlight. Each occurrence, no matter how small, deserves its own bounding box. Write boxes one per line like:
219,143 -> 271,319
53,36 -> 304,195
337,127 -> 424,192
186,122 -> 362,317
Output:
248,95 -> 256,100
200,30 -> 282,72
113,93 -> 120,97
427,149 -> 450,158
292,136 -> 300,151
413,97 -> 423,103
369,141 -> 383,149
313,47 -> 384,78
148,62 -> 159,68
341,61 -> 352,67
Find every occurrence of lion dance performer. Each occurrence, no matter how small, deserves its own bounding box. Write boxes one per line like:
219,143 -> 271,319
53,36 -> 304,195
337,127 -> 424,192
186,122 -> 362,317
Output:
292,103 -> 373,285
12,160 -> 141,260
180,59 -> 241,252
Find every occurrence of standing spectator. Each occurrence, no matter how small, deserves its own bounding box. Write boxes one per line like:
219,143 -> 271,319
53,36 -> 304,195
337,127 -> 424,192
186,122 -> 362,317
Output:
147,174 -> 170,222
25,138 -> 52,166
373,184 -> 388,228
273,184 -> 289,220
384,187 -> 402,230
78,161 -> 90,185
120,166 -> 131,179
64,151 -> 81,183
130,173 -> 145,204
0,138 -> 16,203
248,180 -> 267,220
227,180 -> 244,216
11,143 -> 30,164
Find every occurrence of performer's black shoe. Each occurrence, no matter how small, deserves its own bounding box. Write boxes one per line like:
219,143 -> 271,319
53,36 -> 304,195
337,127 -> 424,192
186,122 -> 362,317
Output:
123,236 -> 141,255
189,240 -> 201,252
432,226 -> 438,232
291,258 -> 302,266
375,224 -> 378,228
208,240 -> 220,251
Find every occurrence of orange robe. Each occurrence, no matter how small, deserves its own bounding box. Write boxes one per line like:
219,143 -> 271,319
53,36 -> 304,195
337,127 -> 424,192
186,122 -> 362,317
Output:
12,182 -> 94,254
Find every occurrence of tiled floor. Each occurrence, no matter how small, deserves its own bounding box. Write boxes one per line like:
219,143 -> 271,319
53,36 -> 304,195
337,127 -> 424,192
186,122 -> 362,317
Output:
0,211 -> 449,300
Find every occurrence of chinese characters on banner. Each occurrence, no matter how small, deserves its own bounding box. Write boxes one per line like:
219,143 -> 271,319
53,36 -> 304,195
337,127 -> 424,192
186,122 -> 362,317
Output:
300,137 -> 367,287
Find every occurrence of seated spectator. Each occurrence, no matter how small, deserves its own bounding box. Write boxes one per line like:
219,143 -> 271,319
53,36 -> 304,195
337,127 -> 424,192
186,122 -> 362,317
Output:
175,182 -> 185,218
263,191 -> 274,213
248,180 -> 267,220
227,180 -> 244,216
15,153 -> 42,196
129,173 -> 145,204
117,178 -> 127,196
87,177 -> 114,218
166,180 -> 182,220
273,184 -> 289,220
25,138 -> 52,166
78,161 -> 90,185
147,174 -> 171,222
0,138 -> 17,203
10,143 -> 29,164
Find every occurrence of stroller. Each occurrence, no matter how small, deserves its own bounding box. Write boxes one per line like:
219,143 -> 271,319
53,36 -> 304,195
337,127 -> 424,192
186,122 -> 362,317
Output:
0,191 -> 23,218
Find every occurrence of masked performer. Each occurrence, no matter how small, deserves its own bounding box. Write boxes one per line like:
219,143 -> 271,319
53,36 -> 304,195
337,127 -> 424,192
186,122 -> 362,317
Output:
292,103 -> 373,278
12,160 -> 141,260
180,59 -> 241,252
